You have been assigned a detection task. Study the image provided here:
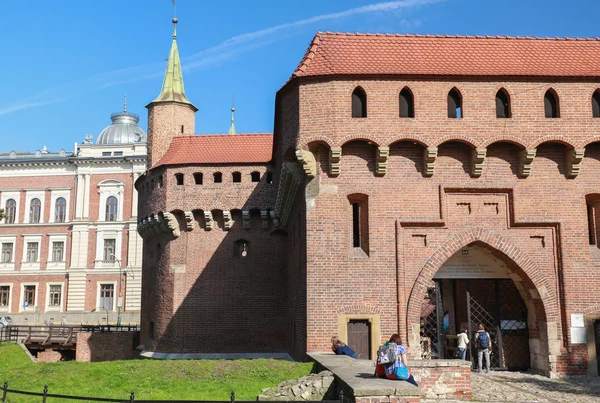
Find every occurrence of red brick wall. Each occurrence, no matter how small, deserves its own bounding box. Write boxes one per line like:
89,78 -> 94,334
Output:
37,349 -> 63,362
76,331 -> 137,362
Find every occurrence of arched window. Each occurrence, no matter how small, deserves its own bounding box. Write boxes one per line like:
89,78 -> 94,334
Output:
175,173 -> 184,186
399,87 -> 414,118
105,196 -> 118,221
251,171 -> 261,182
213,172 -> 222,183
232,172 -> 242,183
592,90 -> 600,118
193,173 -> 203,185
5,199 -> 16,224
55,197 -> 66,223
544,89 -> 559,118
352,87 -> 367,118
495,89 -> 511,118
29,198 -> 41,223
448,88 -> 462,118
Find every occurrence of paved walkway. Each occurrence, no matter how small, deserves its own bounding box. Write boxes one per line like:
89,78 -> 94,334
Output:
472,371 -> 600,402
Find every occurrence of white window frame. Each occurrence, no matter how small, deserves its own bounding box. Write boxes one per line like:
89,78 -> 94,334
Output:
97,282 -> 117,311
49,189 -> 71,223
47,234 -> 67,270
0,283 -> 12,313
22,235 -> 42,270
0,235 -> 16,271
97,180 -> 125,222
94,229 -> 122,268
19,282 -> 39,312
45,282 -> 64,312
24,190 -> 45,224
1,191 -> 20,224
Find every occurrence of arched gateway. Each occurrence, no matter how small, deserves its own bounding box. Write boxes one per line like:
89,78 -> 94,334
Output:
406,229 -> 560,375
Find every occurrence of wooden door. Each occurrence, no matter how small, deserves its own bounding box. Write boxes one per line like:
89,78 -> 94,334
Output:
347,319 -> 371,359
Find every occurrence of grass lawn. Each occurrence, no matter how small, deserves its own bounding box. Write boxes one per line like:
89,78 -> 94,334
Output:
0,343 -> 314,402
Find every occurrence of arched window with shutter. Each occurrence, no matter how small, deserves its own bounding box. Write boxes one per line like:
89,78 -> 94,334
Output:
592,90 -> 600,118
448,88 -> 462,118
495,89 -> 511,118
544,89 -> 559,118
352,87 -> 367,118
399,87 -> 414,118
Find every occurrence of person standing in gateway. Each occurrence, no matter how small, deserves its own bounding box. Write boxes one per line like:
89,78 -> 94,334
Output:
456,328 -> 469,360
474,324 -> 492,372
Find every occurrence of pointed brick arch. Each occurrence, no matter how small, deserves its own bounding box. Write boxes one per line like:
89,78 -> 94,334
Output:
406,228 -> 556,348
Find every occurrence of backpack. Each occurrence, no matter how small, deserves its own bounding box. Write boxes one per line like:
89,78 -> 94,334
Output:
477,331 -> 490,349
377,343 -> 397,366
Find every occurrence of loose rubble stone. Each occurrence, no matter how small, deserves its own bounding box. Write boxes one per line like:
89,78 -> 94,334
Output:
258,370 -> 335,401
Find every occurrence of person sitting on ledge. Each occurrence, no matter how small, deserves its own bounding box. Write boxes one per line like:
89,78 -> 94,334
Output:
375,334 -> 419,387
331,336 -> 357,358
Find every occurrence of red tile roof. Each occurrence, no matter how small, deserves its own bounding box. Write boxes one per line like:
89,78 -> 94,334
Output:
152,134 -> 273,168
293,32 -> 600,78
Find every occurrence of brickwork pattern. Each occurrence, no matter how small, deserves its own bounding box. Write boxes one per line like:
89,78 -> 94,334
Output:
37,349 -> 63,362
75,331 -> 137,362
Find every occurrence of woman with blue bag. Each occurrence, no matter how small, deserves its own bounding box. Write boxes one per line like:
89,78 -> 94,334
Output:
383,334 -> 419,387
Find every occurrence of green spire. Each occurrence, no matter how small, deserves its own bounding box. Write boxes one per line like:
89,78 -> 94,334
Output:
229,97 -> 236,134
151,18 -> 197,110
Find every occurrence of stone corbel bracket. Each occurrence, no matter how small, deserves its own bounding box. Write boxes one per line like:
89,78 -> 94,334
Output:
567,147 -> 585,178
261,210 -> 270,230
329,146 -> 342,177
471,147 -> 487,177
242,210 -> 251,230
269,211 -> 280,227
376,146 -> 390,176
295,149 -> 316,178
184,211 -> 194,231
424,147 -> 438,177
203,211 -> 213,231
162,212 -> 181,239
223,210 -> 233,231
519,148 -> 537,178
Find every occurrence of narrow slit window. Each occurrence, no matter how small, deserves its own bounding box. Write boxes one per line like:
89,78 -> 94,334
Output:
592,90 -> 600,118
175,173 -> 184,186
588,204 -> 596,245
352,203 -> 360,247
399,88 -> 414,118
448,89 -> 462,118
544,89 -> 559,118
496,89 -> 511,118
352,87 -> 367,118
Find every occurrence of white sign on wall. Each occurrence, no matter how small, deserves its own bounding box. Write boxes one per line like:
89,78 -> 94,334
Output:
434,247 -> 510,279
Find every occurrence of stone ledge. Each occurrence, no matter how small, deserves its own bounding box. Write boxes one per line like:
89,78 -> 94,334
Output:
407,359 -> 472,368
308,352 -> 419,397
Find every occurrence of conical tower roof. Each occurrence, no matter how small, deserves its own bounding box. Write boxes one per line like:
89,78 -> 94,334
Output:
149,18 -> 197,111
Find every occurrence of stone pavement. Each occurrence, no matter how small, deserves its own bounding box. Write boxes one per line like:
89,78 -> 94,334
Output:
471,371 -> 600,402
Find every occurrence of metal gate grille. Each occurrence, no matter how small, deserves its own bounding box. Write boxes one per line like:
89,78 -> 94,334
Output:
467,290 -> 501,368
467,279 -> 530,370
420,281 -> 442,359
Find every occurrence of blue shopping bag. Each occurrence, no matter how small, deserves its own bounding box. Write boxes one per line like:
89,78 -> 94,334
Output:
394,365 -> 410,380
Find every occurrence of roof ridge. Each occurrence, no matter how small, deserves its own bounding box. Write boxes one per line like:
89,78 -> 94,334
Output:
317,31 -> 600,41
293,33 -> 322,77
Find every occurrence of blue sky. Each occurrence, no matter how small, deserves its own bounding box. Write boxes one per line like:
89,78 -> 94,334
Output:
1,0 -> 599,152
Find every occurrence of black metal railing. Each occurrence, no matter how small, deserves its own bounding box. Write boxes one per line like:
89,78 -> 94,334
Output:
1,382 -> 344,403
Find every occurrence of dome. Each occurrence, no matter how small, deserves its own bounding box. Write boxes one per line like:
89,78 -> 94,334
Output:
96,111 -> 147,145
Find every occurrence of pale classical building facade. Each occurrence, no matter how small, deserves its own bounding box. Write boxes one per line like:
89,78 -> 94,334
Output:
0,107 -> 146,325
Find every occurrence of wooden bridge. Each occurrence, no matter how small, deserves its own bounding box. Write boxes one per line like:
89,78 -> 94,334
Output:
0,325 -> 139,349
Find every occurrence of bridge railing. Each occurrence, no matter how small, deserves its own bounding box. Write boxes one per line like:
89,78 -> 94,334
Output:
1,324 -> 139,346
